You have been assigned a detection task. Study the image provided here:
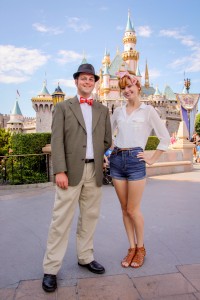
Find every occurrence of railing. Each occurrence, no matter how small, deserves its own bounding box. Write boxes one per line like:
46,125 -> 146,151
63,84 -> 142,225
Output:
0,154 -> 50,185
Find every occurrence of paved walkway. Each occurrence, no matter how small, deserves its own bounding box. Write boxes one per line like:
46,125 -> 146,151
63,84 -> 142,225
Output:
0,164 -> 200,299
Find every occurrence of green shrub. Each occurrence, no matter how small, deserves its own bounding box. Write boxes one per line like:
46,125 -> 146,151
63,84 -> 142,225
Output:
2,133 -> 51,185
145,136 -> 160,150
195,113 -> 200,136
0,128 -> 11,156
11,133 -> 51,155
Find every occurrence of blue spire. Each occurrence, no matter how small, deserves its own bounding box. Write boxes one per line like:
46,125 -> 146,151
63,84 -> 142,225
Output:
103,64 -> 110,75
11,100 -> 22,115
38,80 -> 50,96
136,63 -> 141,76
126,10 -> 135,32
154,86 -> 161,96
104,48 -> 110,56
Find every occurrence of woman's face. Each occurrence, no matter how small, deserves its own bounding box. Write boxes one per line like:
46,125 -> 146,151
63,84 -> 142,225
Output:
121,78 -> 140,100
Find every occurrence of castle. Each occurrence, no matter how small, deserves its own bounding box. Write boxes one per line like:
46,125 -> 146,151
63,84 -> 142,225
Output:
1,12 -> 186,135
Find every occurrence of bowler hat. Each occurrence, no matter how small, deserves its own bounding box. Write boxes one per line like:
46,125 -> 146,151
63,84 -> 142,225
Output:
73,63 -> 100,82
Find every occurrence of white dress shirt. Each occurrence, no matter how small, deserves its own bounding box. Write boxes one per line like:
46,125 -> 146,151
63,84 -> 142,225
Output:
78,95 -> 94,159
111,103 -> 170,151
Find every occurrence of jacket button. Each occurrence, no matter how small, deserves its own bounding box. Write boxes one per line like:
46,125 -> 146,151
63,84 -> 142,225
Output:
83,145 -> 86,148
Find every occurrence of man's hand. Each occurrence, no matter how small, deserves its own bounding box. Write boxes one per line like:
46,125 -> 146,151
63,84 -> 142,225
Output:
103,155 -> 109,169
55,172 -> 68,189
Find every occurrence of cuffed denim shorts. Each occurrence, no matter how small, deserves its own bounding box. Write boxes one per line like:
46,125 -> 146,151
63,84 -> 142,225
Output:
110,147 -> 146,181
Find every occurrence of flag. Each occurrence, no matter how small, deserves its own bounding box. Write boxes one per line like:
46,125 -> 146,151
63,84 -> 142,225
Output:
181,105 -> 189,134
17,89 -> 20,97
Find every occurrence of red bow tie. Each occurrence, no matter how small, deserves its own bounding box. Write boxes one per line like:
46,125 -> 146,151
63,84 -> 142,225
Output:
80,97 -> 93,106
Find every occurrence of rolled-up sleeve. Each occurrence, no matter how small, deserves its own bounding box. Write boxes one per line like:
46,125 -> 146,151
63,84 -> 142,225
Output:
148,106 -> 170,151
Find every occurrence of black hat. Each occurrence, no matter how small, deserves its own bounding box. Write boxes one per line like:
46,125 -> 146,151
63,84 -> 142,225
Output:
73,63 -> 100,82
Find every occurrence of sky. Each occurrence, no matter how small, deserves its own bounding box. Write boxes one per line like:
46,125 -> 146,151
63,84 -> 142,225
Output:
0,0 -> 200,117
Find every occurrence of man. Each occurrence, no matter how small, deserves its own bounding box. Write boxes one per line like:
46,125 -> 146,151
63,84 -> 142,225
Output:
42,63 -> 112,292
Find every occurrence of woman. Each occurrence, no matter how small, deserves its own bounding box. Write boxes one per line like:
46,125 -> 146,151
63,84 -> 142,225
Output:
110,71 -> 170,268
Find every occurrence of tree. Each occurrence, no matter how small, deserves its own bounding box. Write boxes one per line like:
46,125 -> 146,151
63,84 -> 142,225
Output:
195,113 -> 200,136
0,128 -> 11,156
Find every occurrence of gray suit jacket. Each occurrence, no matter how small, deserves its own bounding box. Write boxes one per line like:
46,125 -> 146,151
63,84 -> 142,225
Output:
51,96 -> 112,187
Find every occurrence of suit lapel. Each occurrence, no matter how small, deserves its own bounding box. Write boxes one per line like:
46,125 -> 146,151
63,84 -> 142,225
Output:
92,101 -> 102,132
69,96 -> 86,131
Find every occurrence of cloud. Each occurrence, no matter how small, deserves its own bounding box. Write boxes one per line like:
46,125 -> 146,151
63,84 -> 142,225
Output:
33,23 -> 63,35
53,79 -> 76,88
136,26 -> 152,37
67,17 -> 91,32
116,25 -> 124,31
160,29 -> 195,47
0,45 -> 50,84
160,29 -> 200,72
56,50 -> 83,64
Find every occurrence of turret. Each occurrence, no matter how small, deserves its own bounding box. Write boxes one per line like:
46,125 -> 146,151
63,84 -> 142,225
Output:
136,63 -> 142,84
7,100 -> 24,133
102,64 -> 110,96
52,84 -> 65,106
122,10 -> 139,74
31,80 -> 53,132
102,48 -> 111,67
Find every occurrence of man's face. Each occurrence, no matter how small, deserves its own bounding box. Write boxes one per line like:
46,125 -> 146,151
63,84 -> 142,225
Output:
75,73 -> 95,98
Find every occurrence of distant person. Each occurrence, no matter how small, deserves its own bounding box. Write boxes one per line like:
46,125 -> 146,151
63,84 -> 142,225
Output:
170,132 -> 176,144
110,71 -> 170,269
190,133 -> 197,161
196,139 -> 200,163
42,63 -> 112,292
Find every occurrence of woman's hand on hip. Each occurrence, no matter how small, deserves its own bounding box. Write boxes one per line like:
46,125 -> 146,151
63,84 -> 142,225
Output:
137,151 -> 154,165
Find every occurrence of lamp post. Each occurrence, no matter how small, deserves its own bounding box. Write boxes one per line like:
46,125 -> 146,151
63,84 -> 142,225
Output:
184,78 -> 191,138
184,78 -> 191,93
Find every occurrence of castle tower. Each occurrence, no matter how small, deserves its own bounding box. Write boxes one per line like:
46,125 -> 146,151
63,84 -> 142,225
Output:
31,80 -> 53,133
102,48 -> 111,67
136,62 -> 142,84
7,100 -> 24,133
52,84 -> 65,106
122,10 -> 139,74
102,64 -> 110,97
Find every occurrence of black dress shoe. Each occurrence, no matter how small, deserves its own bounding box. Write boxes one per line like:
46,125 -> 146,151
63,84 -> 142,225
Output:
42,274 -> 57,292
78,260 -> 105,274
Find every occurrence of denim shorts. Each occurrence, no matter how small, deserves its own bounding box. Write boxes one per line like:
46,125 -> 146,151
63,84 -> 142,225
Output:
110,147 -> 146,181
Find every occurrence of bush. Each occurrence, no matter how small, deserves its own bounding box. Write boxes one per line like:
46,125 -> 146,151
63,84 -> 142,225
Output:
145,136 -> 160,150
11,133 -> 51,155
1,133 -> 51,185
195,113 -> 200,136
0,128 -> 11,156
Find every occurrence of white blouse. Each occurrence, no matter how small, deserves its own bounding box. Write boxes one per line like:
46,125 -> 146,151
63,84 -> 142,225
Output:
111,103 -> 170,151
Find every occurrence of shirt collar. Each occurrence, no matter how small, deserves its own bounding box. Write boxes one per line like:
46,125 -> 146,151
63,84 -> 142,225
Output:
122,102 -> 146,114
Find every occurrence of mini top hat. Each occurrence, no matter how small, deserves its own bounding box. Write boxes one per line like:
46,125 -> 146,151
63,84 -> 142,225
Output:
73,63 -> 100,82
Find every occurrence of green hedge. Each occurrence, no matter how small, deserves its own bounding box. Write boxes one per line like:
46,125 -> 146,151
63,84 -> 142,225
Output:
145,136 -> 160,150
11,133 -> 51,155
1,133 -> 51,185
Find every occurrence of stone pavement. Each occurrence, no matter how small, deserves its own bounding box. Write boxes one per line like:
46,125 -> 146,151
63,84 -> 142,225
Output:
0,164 -> 200,300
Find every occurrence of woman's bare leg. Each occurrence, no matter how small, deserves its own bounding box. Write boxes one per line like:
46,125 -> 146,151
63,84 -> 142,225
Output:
127,179 -> 146,247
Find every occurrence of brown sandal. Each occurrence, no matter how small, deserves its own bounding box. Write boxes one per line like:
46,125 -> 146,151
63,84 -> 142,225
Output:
121,248 -> 136,268
131,246 -> 146,268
